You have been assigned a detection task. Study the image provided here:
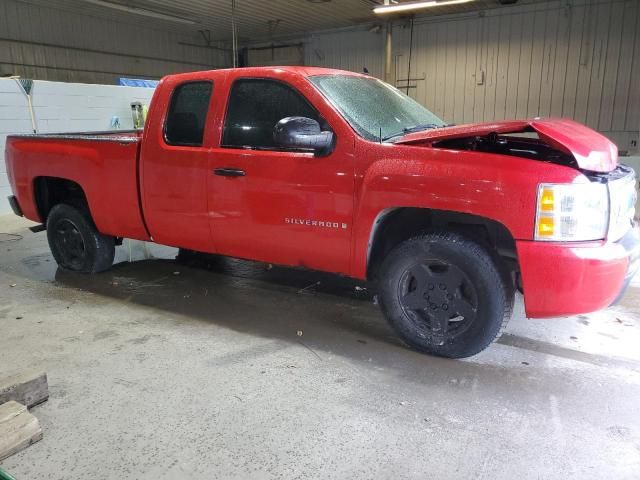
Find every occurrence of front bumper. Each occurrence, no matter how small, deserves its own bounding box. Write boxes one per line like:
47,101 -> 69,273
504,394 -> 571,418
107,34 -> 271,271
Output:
610,227 -> 640,304
517,226 -> 640,318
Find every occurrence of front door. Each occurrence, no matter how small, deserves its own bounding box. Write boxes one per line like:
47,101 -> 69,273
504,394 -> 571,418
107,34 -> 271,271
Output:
209,77 -> 354,274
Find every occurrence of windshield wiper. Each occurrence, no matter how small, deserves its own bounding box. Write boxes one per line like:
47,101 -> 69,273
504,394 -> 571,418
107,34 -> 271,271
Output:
404,123 -> 442,133
381,123 -> 442,142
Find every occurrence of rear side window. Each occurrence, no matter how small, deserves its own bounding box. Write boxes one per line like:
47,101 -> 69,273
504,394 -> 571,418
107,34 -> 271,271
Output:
222,78 -> 319,149
165,81 -> 213,146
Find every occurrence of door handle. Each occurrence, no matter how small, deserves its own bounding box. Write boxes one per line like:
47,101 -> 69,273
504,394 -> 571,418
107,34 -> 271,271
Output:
213,168 -> 246,177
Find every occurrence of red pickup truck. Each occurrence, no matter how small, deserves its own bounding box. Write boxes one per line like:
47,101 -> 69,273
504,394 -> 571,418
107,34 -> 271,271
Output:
5,67 -> 639,358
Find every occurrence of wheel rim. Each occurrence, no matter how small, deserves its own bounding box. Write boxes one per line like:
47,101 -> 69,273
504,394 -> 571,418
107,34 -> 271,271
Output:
53,219 -> 86,269
397,260 -> 478,344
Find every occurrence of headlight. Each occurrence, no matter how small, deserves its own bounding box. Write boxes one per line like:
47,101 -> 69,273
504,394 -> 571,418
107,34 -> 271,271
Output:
535,182 -> 609,241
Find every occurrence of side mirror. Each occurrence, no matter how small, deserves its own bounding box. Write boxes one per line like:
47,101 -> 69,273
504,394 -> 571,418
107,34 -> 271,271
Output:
274,117 -> 334,154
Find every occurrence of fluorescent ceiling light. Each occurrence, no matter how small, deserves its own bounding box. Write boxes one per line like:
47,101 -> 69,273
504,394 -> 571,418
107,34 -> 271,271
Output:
83,0 -> 196,24
374,0 -> 475,15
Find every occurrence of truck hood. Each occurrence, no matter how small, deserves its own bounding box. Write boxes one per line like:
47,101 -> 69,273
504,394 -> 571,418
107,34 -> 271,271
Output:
396,118 -> 618,173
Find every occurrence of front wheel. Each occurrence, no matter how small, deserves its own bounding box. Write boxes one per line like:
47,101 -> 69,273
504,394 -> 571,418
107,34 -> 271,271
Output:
377,232 -> 513,358
46,204 -> 115,273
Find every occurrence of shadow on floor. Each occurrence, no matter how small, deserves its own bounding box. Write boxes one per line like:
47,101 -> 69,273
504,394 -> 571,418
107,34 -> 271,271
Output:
54,255 -> 579,398
54,252 -> 398,352
45,250 -> 637,396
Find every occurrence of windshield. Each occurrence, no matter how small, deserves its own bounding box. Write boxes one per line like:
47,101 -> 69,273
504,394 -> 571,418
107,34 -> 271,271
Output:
309,75 -> 446,142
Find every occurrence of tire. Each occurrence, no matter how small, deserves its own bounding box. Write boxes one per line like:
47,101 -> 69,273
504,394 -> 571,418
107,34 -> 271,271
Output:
377,231 -> 513,358
46,203 -> 115,273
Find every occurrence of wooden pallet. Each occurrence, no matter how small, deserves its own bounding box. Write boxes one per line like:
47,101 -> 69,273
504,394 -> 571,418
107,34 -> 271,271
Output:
0,401 -> 42,461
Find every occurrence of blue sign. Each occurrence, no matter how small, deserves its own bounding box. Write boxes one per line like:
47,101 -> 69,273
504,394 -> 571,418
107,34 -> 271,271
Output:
118,78 -> 159,88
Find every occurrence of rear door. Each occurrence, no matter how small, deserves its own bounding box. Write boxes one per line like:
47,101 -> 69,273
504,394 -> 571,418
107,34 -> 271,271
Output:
140,78 -> 217,252
208,74 -> 355,274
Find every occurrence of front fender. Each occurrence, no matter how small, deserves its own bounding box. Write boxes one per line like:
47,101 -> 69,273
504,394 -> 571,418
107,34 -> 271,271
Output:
349,146 -> 582,278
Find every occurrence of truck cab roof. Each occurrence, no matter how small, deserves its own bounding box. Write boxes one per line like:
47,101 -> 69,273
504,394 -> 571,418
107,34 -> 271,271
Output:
161,66 -> 368,83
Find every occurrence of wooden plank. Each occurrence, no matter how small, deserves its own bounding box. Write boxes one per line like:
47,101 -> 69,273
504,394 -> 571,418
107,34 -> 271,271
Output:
0,371 -> 48,408
0,401 -> 43,462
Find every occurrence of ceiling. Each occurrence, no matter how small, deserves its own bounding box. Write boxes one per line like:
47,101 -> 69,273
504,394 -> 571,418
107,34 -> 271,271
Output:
16,0 -> 549,43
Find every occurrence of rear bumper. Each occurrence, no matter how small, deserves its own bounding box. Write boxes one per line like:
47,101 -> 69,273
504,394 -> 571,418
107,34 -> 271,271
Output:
7,196 -> 23,217
517,226 -> 640,318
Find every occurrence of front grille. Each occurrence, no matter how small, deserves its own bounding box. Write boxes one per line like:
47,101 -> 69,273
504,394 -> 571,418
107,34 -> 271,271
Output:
608,168 -> 637,241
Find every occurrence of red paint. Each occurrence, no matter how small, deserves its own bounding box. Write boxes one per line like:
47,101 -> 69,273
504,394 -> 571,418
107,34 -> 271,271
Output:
5,132 -> 149,241
4,66 -> 635,319
516,239 -> 631,317
207,69 -> 356,273
139,73 -> 221,252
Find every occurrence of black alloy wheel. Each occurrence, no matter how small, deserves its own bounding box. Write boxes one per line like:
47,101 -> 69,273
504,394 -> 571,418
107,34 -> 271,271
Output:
397,260 -> 478,345
46,203 -> 115,273
378,231 -> 513,358
51,218 -> 87,270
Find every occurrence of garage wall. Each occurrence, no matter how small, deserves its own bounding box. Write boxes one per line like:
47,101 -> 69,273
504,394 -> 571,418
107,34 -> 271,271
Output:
304,0 -> 640,153
247,45 -> 305,66
0,78 -> 155,214
0,0 -> 229,85
305,27 -> 385,79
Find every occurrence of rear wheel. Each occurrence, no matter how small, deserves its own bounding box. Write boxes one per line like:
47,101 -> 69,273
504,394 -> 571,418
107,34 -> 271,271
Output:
377,231 -> 513,358
46,204 -> 115,273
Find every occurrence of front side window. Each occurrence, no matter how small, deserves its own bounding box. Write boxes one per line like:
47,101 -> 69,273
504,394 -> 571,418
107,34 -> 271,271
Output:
222,79 -> 321,149
309,75 -> 445,142
165,81 -> 213,146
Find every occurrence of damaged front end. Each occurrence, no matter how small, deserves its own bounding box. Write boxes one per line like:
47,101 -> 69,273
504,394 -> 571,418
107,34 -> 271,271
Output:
396,118 -> 619,173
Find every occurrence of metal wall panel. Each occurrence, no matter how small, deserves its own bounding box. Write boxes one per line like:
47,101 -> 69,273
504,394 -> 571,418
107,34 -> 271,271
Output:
247,45 -> 304,67
0,0 -> 230,84
304,28 -> 385,79
304,0 -> 639,152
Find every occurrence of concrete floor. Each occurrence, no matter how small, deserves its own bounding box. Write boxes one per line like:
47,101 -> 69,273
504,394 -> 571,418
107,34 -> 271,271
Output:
1,214 -> 639,480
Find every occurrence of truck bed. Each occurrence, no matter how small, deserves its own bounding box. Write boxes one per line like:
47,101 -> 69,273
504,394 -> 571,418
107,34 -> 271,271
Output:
5,130 -> 149,241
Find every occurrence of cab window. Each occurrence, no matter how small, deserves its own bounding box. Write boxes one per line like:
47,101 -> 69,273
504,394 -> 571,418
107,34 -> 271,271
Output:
222,78 -> 322,149
164,81 -> 213,147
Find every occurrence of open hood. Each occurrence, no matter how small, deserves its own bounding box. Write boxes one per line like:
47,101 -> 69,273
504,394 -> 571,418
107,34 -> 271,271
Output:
396,118 -> 618,173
